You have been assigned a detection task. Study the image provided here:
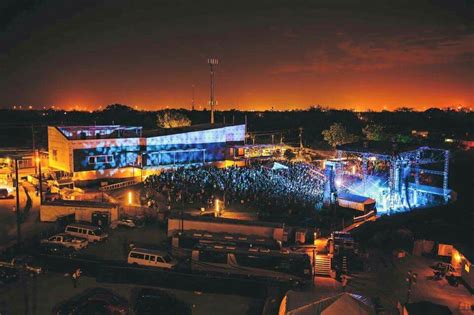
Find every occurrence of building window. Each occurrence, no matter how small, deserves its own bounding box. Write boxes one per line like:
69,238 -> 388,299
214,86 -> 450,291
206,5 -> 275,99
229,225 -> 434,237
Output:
52,149 -> 58,161
88,155 -> 114,165
96,156 -> 107,164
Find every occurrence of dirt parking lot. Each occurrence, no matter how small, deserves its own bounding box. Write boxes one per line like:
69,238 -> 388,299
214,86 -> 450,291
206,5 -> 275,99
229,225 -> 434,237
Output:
0,271 -> 264,315
81,223 -> 169,261
348,252 -> 473,314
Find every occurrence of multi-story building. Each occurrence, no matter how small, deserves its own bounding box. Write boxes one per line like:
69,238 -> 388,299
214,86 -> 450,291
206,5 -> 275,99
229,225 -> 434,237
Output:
48,123 -> 246,180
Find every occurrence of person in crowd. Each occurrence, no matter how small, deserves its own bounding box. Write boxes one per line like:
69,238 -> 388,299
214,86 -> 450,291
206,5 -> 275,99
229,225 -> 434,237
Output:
143,162 -> 325,218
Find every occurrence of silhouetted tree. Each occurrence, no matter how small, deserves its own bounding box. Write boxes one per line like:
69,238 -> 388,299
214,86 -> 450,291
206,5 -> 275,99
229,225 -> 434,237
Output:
393,133 -> 412,143
395,107 -> 414,112
157,110 -> 192,128
322,123 -> 358,147
362,124 -> 388,141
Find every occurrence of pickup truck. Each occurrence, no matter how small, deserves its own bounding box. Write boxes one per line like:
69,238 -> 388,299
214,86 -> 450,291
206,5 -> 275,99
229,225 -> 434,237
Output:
0,256 -> 43,275
41,233 -> 88,250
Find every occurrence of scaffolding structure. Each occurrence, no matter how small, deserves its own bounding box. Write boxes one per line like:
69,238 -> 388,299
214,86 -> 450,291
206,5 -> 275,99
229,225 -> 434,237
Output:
331,143 -> 450,214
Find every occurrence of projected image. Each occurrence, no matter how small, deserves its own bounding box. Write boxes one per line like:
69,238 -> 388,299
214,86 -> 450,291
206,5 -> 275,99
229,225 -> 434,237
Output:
70,125 -> 246,171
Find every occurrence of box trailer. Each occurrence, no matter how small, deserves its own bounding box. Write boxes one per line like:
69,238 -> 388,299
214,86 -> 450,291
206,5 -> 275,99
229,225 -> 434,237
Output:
337,193 -> 376,212
168,215 -> 285,242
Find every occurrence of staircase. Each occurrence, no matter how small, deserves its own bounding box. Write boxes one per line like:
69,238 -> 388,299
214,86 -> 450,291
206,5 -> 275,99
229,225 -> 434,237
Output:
342,256 -> 348,274
314,254 -> 332,276
99,179 -> 140,192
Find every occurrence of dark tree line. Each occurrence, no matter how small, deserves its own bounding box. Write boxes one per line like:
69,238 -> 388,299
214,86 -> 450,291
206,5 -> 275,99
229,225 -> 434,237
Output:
0,104 -> 472,150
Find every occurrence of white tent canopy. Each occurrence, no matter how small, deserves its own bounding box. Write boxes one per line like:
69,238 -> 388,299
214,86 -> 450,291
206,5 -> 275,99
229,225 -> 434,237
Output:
263,162 -> 289,171
280,293 -> 376,315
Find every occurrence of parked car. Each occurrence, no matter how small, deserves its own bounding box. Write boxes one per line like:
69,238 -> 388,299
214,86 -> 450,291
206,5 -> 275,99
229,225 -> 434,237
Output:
111,218 -> 136,229
41,233 -> 88,250
0,188 -> 13,199
0,266 -> 19,284
127,248 -> 178,269
38,243 -> 76,257
133,288 -> 191,315
0,256 -> 43,275
54,287 -> 131,315
65,223 -> 108,242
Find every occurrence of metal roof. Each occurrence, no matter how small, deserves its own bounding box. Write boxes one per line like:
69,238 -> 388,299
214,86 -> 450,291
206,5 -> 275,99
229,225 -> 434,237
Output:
338,193 -> 376,204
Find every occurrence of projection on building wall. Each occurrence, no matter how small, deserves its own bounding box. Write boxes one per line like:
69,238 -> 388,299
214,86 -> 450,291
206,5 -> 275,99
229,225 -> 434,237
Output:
145,125 -> 245,167
69,124 -> 246,173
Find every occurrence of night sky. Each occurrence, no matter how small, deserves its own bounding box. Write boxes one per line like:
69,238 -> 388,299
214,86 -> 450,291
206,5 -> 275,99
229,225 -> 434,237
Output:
0,0 -> 472,111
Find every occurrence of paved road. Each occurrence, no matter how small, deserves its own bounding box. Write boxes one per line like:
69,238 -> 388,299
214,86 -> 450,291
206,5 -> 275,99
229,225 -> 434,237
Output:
351,252 -> 473,314
0,271 -> 264,315
0,182 -> 53,251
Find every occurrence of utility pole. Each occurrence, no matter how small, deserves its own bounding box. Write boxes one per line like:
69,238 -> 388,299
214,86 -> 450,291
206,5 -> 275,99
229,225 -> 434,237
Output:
32,125 -> 36,174
37,152 -> 43,205
15,157 -> 21,245
244,114 -> 248,144
207,58 -> 219,124
31,125 -> 35,152
299,127 -> 304,149
191,84 -> 195,111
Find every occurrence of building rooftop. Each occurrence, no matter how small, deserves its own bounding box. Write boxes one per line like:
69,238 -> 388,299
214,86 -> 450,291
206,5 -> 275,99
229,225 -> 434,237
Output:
55,123 -> 245,140
338,193 -> 376,204
337,141 -> 425,156
169,213 -> 284,228
43,199 -> 117,208
56,125 -> 143,140
142,123 -> 241,137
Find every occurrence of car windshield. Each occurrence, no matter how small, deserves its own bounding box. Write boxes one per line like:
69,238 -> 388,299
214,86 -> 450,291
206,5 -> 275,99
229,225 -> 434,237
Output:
93,229 -> 104,236
162,255 -> 172,263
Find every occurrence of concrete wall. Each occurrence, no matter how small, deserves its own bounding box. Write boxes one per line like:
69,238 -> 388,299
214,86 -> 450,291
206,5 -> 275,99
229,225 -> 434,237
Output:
40,204 -> 119,222
48,127 -> 72,173
73,167 -> 139,181
40,204 -> 75,222
75,207 -> 119,223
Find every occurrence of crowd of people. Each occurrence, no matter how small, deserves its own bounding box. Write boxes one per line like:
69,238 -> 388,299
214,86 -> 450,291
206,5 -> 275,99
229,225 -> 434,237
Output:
143,162 -> 326,219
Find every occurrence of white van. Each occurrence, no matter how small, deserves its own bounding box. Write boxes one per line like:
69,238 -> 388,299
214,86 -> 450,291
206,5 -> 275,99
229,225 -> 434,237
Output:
127,248 -> 178,269
64,223 -> 108,242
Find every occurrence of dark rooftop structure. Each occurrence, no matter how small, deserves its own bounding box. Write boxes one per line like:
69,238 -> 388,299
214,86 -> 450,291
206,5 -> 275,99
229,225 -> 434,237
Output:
337,141 -> 421,156
405,301 -> 452,315
57,123 -> 238,140
142,123 -> 229,137
57,125 -> 142,140
337,140 -> 451,157
44,199 -> 117,209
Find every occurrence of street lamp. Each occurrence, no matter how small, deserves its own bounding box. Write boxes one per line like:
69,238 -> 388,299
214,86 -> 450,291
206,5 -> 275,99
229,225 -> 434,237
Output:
11,156 -> 22,245
128,191 -> 133,205
215,199 -> 220,217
